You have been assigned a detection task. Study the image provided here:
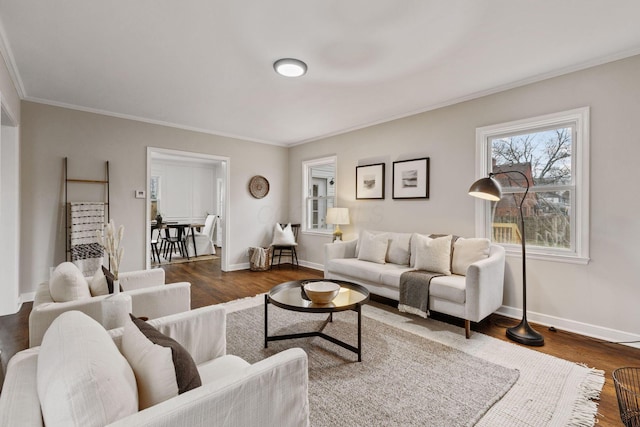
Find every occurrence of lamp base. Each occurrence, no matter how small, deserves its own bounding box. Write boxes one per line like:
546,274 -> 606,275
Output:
506,318 -> 545,346
332,226 -> 343,242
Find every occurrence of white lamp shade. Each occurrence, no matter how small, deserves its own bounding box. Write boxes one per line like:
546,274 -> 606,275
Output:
326,208 -> 350,225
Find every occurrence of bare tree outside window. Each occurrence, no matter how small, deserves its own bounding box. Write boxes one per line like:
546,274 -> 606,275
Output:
490,126 -> 574,250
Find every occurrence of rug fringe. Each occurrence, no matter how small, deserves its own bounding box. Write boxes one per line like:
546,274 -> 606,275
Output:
567,365 -> 605,427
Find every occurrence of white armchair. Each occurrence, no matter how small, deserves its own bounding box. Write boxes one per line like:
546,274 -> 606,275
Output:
28,268 -> 191,347
186,214 -> 217,257
1,306 -> 310,427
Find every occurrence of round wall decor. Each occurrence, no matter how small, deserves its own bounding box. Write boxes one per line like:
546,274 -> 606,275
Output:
249,175 -> 270,199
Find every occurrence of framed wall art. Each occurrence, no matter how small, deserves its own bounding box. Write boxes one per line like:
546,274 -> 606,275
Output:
392,157 -> 429,199
356,163 -> 385,200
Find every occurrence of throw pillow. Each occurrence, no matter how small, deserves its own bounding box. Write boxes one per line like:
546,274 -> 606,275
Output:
452,237 -> 491,275
37,311 -> 138,427
357,230 -> 389,264
386,232 -> 412,265
49,262 -> 91,302
271,223 -> 297,246
89,267 -> 109,296
122,314 -> 202,410
413,234 -> 453,275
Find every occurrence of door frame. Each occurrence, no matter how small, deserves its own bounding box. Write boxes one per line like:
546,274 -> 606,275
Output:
146,147 -> 230,271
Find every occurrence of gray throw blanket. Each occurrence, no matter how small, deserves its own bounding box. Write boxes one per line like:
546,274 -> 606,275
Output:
398,270 -> 444,318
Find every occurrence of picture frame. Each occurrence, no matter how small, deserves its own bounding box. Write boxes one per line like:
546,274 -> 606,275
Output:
356,163 -> 385,200
392,157 -> 429,199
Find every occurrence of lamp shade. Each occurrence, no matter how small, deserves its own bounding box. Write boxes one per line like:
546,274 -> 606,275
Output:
326,207 -> 350,225
468,176 -> 502,201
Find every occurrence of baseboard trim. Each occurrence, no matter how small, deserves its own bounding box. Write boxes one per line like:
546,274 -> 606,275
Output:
19,291 -> 35,304
496,305 -> 640,350
298,260 -> 324,271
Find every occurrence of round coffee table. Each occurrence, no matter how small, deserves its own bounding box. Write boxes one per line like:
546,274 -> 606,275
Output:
264,279 -> 370,361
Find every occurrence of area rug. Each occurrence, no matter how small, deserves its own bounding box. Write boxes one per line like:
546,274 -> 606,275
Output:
222,296 -> 604,427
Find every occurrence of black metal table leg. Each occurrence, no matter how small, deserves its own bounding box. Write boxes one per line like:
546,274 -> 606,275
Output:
357,304 -> 362,362
264,294 -> 269,348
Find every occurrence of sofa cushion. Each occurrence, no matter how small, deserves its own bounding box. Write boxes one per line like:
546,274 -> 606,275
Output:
328,258 -> 400,283
357,230 -> 389,264
386,232 -> 412,265
197,354 -> 250,384
49,262 -> 91,302
413,234 -> 452,275
37,311 -> 138,427
122,314 -> 202,410
380,266 -> 417,288
430,275 -> 466,304
452,237 -> 490,276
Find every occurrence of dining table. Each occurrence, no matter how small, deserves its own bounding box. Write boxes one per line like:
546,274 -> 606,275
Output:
151,221 -> 205,260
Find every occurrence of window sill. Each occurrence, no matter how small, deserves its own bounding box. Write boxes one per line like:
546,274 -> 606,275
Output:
302,230 -> 333,238
503,247 -> 590,265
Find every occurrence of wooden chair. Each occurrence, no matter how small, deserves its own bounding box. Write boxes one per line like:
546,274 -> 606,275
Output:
271,223 -> 300,269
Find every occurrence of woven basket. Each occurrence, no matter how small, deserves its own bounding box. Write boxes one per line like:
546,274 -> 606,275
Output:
614,367 -> 640,427
249,246 -> 272,271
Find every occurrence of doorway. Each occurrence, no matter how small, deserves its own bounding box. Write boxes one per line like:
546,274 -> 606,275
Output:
146,147 -> 230,271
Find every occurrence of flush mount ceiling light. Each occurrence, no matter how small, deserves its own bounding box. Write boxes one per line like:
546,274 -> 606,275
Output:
273,58 -> 307,77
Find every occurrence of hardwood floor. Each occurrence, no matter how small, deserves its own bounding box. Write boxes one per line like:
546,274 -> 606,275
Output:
1,257 -> 638,426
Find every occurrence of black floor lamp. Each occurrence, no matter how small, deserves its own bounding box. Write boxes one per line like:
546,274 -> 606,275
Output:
468,171 -> 544,346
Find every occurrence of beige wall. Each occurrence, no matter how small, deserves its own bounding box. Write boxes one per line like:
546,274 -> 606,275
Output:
20,102 -> 290,294
289,55 -> 640,342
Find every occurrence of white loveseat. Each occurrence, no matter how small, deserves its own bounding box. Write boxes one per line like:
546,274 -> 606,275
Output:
324,231 -> 506,338
1,306 -> 310,427
29,267 -> 191,347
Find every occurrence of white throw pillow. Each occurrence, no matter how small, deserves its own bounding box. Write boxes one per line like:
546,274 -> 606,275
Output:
271,223 -> 297,246
122,315 -> 202,410
49,262 -> 91,302
357,230 -> 389,264
452,237 -> 491,275
37,311 -> 138,427
413,234 -> 453,275
386,232 -> 412,265
89,266 -> 109,296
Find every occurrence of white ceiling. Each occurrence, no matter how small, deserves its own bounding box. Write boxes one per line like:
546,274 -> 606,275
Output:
1,1 -> 639,146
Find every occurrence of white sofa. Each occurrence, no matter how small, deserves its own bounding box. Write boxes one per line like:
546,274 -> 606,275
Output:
29,268 -> 191,347
324,231 -> 506,338
1,305 -> 310,427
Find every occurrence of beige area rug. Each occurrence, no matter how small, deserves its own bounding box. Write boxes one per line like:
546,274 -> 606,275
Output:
152,254 -> 219,266
222,296 -> 604,427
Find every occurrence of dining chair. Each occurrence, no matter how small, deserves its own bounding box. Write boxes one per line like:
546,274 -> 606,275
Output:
150,227 -> 162,263
270,223 -> 300,269
186,214 -> 217,257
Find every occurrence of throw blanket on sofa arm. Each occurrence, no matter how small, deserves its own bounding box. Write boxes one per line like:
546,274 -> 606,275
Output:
398,270 -> 444,318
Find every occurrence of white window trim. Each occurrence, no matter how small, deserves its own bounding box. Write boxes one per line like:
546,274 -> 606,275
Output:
474,107 -> 590,264
302,156 -> 337,236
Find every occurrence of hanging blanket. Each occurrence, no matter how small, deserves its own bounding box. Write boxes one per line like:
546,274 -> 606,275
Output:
398,270 -> 444,318
69,202 -> 105,276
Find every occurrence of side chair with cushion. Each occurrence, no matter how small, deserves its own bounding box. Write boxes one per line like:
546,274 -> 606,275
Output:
270,223 -> 300,269
186,214 -> 217,257
28,262 -> 191,347
0,306 -> 310,427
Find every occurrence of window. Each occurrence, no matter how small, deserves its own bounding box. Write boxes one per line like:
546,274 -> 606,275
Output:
302,156 -> 336,234
475,107 -> 589,264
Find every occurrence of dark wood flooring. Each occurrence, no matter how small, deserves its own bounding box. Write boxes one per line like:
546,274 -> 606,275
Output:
1,256 -> 638,426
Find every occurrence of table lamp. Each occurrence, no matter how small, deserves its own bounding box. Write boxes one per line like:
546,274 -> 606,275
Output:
326,208 -> 350,241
